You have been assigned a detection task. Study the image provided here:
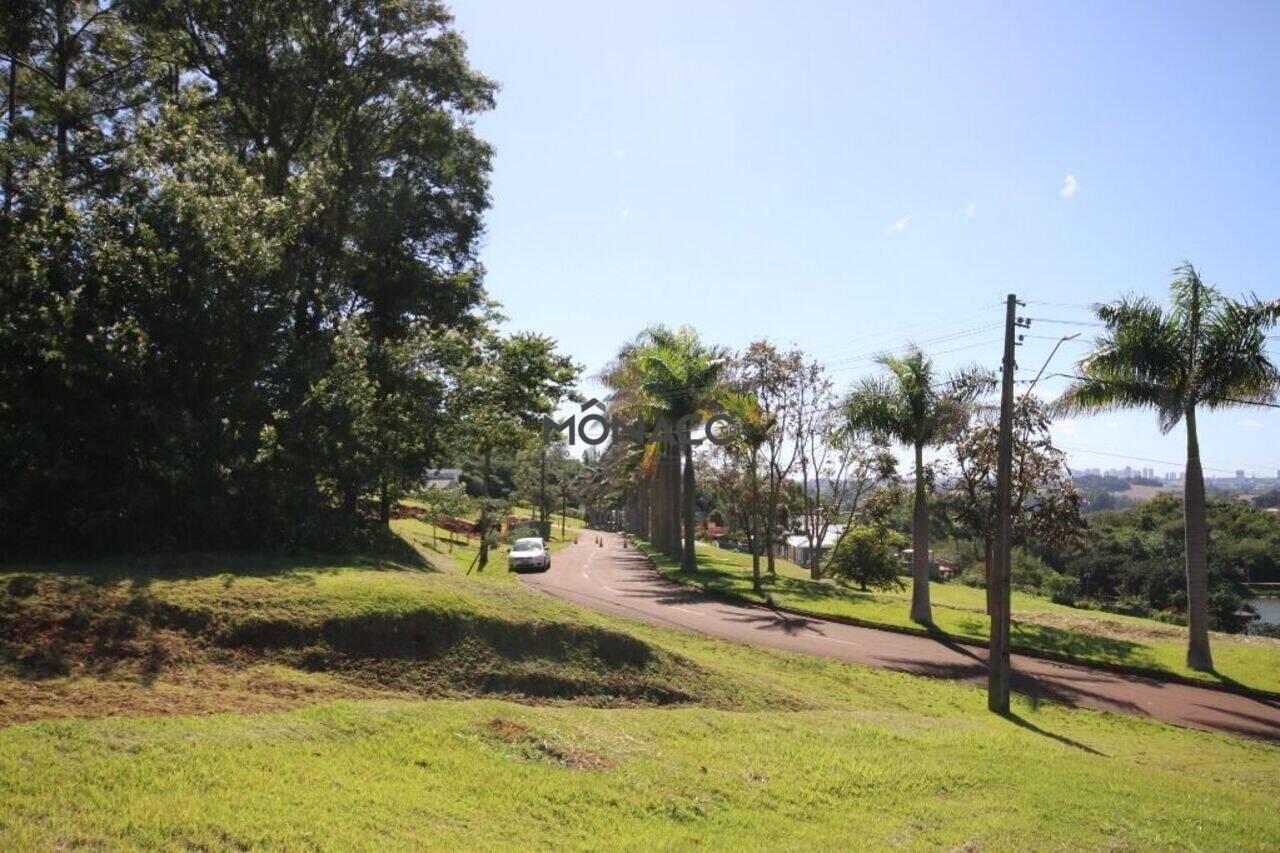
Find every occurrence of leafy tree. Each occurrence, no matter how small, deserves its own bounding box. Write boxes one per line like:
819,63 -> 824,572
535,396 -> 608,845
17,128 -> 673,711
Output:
843,346 -> 993,623
718,391 -> 774,593
0,1 -> 506,554
948,397 -> 1083,609
1057,494 -> 1279,624
737,341 -> 804,575
1058,264 -> 1280,669
825,523 -> 907,591
448,331 -> 578,569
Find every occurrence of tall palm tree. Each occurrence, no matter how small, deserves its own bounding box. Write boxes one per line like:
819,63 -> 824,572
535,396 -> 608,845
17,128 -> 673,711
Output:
720,391 -> 775,593
601,331 -> 673,553
602,327 -> 728,569
632,329 -> 728,570
1058,264 -> 1279,671
844,347 -> 993,624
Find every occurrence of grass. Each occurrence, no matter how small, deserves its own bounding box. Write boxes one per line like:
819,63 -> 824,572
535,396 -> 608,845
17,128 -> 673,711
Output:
391,516 -> 583,577
2,539 -> 1278,849
641,539 -> 1280,695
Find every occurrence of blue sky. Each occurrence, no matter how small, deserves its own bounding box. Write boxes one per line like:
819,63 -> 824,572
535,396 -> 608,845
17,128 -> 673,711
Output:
455,0 -> 1280,477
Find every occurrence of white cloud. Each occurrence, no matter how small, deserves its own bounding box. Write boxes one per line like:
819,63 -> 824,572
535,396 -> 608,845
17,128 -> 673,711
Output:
1060,174 -> 1078,198
885,214 -> 910,234
964,201 -> 977,219
619,206 -> 630,218
1237,418 -> 1263,429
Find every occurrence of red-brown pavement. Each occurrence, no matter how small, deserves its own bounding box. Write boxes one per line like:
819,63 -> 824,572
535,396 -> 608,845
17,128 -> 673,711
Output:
522,532 -> 1280,741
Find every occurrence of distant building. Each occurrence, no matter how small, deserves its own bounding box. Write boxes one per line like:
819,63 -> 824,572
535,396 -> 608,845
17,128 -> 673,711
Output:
779,526 -> 845,566
424,468 -> 463,489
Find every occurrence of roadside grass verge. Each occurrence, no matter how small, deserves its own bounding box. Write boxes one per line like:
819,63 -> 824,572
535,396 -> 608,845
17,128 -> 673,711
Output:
638,539 -> 1280,695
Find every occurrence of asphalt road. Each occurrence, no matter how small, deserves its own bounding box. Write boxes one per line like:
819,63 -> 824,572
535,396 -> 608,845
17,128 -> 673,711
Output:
522,532 -> 1280,741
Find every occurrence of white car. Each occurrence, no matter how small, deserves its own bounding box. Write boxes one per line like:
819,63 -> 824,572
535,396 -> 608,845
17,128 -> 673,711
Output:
508,537 -> 551,572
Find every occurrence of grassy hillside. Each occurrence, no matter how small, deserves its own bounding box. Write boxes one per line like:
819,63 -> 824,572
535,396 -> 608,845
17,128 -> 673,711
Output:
2,540 -> 1278,849
391,516 -> 583,576
641,540 -> 1280,695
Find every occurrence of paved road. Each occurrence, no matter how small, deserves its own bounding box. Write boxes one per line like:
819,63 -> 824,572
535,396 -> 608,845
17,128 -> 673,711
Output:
523,532 -> 1280,741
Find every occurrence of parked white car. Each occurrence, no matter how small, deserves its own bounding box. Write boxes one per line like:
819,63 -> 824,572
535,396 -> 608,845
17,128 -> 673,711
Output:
508,537 -> 551,572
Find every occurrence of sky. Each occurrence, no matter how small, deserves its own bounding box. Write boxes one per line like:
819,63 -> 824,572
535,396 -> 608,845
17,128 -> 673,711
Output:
452,0 -> 1280,478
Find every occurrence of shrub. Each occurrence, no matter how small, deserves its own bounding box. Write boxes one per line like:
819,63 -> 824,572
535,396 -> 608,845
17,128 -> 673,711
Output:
1042,573 -> 1081,607
824,525 -> 907,591
1208,586 -> 1255,634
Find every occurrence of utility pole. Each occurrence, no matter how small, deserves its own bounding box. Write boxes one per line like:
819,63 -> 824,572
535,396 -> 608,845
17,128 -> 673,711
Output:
539,440 -> 549,539
989,293 -> 1024,713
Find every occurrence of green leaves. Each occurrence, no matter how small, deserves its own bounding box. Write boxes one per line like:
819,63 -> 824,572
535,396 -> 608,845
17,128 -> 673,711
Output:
843,345 -> 993,450
1059,263 -> 1279,432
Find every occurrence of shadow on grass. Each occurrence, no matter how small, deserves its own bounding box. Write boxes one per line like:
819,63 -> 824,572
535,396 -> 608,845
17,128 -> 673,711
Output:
1001,711 -> 1107,755
1,528 -> 436,587
1008,621 -> 1159,670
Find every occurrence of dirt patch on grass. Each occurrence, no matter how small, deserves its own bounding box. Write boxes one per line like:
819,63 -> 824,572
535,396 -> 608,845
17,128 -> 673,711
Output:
1017,609 -> 1280,648
481,716 -> 613,770
1019,611 -> 1187,642
0,666 -> 399,728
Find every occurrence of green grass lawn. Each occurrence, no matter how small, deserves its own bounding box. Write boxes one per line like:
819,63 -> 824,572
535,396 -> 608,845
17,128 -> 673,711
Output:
640,539 -> 1280,695
2,542 -> 1278,849
391,516 -> 583,577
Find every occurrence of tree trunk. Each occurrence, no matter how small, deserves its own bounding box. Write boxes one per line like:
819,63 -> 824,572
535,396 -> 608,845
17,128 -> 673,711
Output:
681,440 -> 697,570
665,443 -> 682,561
54,1 -> 69,186
910,443 -> 933,623
4,56 -> 15,216
749,458 -> 762,594
765,468 -> 777,576
984,535 -> 995,615
649,467 -> 661,544
1183,408 -> 1214,671
478,448 -> 492,570
539,443 -> 548,537
378,481 -> 391,526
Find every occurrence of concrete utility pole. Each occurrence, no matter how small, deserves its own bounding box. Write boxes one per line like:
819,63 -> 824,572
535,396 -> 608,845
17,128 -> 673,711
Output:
988,293 -> 1021,713
539,440 -> 549,539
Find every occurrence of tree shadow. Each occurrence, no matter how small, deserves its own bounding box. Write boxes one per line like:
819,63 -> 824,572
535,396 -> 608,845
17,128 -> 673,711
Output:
1000,711 -> 1108,755
2,528 -> 437,588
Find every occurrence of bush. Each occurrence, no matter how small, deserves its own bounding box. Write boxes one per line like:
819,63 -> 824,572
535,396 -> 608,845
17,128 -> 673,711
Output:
824,525 -> 907,591
1010,548 -> 1053,592
1208,586 -> 1255,634
1042,573 -> 1081,607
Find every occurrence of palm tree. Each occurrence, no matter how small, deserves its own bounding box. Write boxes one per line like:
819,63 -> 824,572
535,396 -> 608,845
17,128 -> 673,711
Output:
1058,264 -> 1279,670
602,327 -> 728,569
720,391 -> 775,593
632,329 -> 728,570
844,347 -> 993,624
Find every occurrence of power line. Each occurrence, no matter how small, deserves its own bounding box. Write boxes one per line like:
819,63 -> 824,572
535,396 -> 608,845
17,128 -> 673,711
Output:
827,337 -> 1000,373
792,302 -> 1004,356
817,323 -> 1001,368
1025,317 -> 1106,328
1055,443 -> 1277,477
